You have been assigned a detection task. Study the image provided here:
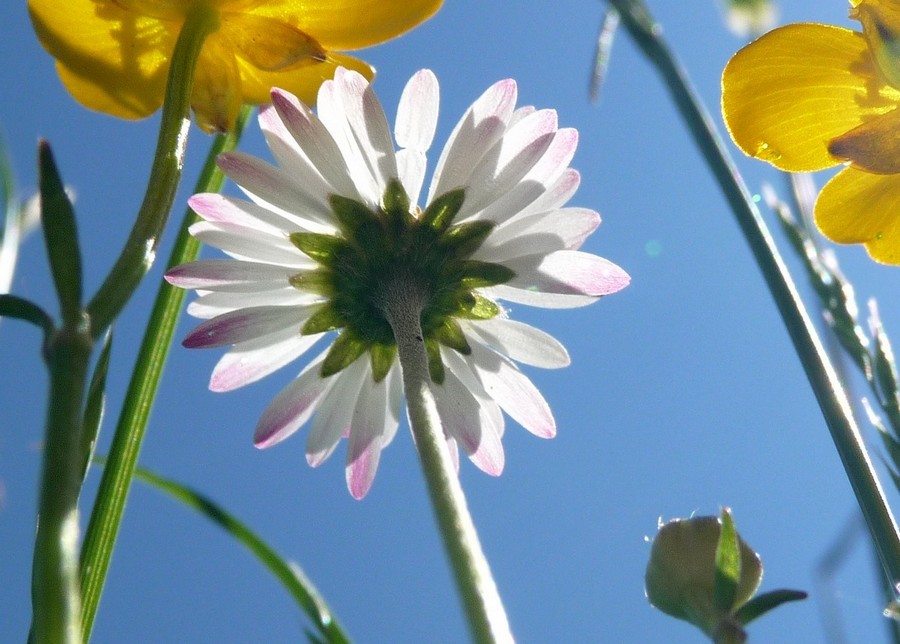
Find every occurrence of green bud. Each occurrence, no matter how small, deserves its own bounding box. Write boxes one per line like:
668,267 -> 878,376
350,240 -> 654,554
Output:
645,512 -> 761,638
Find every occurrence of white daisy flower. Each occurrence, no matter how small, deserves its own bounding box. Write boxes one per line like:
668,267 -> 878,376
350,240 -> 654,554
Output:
166,68 -> 630,499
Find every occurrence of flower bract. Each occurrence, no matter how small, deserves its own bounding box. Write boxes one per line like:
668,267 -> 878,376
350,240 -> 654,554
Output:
28,0 -> 442,132
722,0 -> 900,264
166,68 -> 630,498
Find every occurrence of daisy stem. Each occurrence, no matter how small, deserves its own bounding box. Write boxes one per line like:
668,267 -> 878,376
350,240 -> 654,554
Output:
83,4 -> 219,339
386,292 -> 513,644
78,106 -> 251,641
608,0 -> 900,587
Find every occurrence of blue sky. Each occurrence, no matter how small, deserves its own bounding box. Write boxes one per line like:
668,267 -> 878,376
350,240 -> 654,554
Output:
2,1 -> 898,642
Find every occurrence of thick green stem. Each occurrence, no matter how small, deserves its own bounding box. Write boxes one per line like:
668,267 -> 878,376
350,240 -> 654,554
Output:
84,5 -> 218,339
384,288 -> 512,644
608,0 -> 900,587
32,324 -> 92,644
79,106 -> 251,640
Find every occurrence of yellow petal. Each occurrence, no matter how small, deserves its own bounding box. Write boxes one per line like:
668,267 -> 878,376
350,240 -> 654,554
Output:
815,166 -> 900,263
29,0 -> 175,118
221,13 -> 325,71
192,38 -> 242,133
247,0 -> 443,50
722,23 -> 899,172
828,107 -> 900,173
235,52 -> 373,106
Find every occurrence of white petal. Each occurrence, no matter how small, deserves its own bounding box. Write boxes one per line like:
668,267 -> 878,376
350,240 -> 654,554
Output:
503,250 -> 631,297
183,305 -> 316,348
396,149 -> 427,209
165,259 -> 295,292
186,287 -> 319,319
465,318 -> 570,369
431,367 -> 504,475
253,353 -> 331,448
458,109 -> 558,219
346,365 -> 390,499
188,221 -> 312,267
467,341 -> 556,438
217,151 -> 335,229
395,69 -> 439,152
210,328 -> 325,392
428,78 -> 518,202
258,105 -> 336,207
517,168 -> 580,218
443,349 -> 505,438
480,208 -> 600,258
269,89 -> 362,200
306,355 -> 369,466
486,284 -> 599,309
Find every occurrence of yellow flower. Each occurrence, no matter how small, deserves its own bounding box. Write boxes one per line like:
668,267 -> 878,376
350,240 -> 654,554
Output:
29,0 -> 442,132
722,0 -> 900,264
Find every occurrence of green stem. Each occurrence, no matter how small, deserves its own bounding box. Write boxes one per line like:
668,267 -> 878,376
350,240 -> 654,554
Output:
32,325 -> 92,644
384,288 -> 512,644
79,106 -> 251,640
84,5 -> 219,339
607,0 -> 900,586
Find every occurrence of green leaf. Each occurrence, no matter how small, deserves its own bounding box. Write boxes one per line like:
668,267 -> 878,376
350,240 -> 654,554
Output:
456,293 -> 501,320
458,260 -> 516,289
38,141 -> 83,326
380,177 -> 411,220
289,270 -> 335,297
302,303 -> 346,335
714,509 -> 741,611
370,342 -> 397,383
434,318 -> 471,354
130,464 -> 350,644
80,331 -> 112,484
0,294 -> 55,339
733,589 -> 807,626
442,220 -> 494,257
421,188 -> 465,232
425,338 -> 445,384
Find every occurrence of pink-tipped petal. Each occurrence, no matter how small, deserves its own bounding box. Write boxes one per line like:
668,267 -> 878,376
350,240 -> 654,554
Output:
396,69 -> 439,153
253,357 -> 331,448
477,208 -> 601,261
468,342 -> 556,438
182,305 -> 315,349
518,168 -> 580,218
270,88 -> 362,200
504,250 -> 631,297
165,259 -> 295,291
210,329 -> 325,392
306,356 -> 369,466
186,287 -> 319,320
428,79 -> 518,201
345,367 -> 389,499
188,220 -> 312,267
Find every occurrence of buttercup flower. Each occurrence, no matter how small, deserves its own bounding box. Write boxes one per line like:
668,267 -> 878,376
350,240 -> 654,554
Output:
29,0 -> 442,132
722,0 -> 900,264
166,68 -> 630,498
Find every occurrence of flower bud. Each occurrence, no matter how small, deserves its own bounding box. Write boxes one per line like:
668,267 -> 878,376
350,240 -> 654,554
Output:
645,514 -> 762,637
721,0 -> 778,38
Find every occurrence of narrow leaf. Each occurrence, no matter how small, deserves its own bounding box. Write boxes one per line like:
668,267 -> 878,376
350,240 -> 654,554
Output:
38,141 -> 83,324
714,509 -> 741,611
80,331 -> 113,484
733,589 -> 807,626
0,294 -> 55,337
131,464 -> 350,644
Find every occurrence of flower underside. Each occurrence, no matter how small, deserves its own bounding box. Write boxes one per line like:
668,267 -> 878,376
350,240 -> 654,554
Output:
292,178 -> 514,384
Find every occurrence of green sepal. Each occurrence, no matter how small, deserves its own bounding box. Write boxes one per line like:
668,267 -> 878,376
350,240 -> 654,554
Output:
301,303 -> 346,335
329,194 -> 378,229
442,220 -> 494,257
456,293 -> 502,320
321,330 -> 368,377
289,232 -> 349,264
714,509 -> 741,611
458,260 -> 516,288
425,338 -> 445,384
733,589 -> 807,626
434,318 -> 471,355
289,270 -> 335,297
39,141 -> 83,326
369,342 -> 397,383
421,188 -> 465,232
381,178 -> 411,225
